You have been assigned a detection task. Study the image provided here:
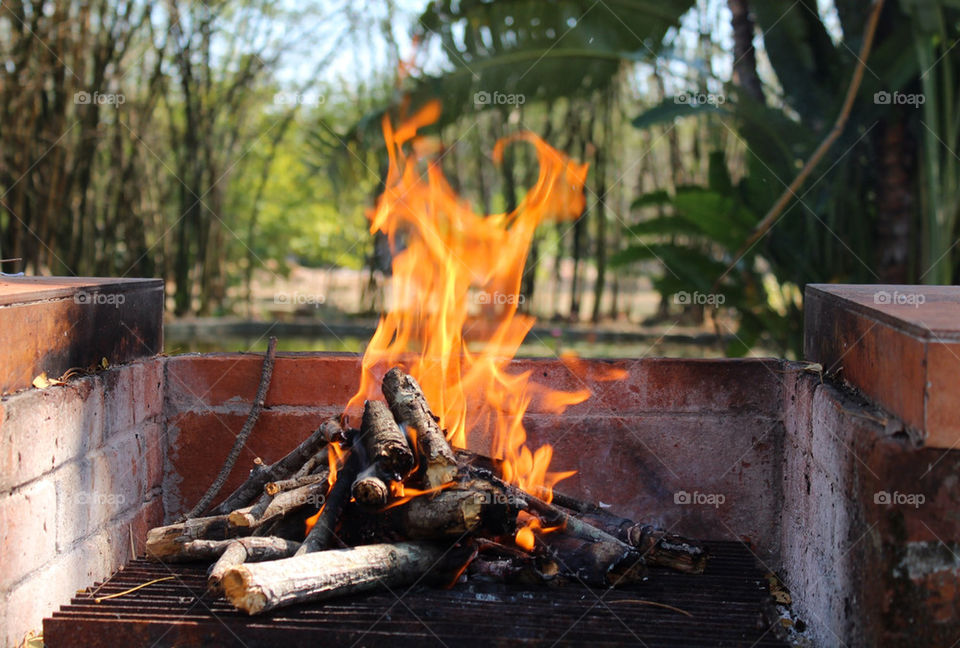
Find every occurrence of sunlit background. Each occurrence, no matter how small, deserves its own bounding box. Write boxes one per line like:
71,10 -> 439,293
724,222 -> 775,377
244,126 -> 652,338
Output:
1,0 -> 955,359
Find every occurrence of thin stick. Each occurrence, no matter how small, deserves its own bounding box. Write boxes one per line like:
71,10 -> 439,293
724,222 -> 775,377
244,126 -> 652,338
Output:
713,0 -> 886,291
296,450 -> 359,555
94,576 -> 175,603
607,599 -> 693,617
186,337 -> 278,519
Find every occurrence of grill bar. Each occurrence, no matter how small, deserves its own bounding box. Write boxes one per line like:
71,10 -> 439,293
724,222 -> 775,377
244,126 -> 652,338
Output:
44,541 -> 787,647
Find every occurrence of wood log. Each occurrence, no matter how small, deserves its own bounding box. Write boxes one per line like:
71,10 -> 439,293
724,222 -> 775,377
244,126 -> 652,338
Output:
382,368 -> 458,487
295,449 -> 360,555
208,537 -> 301,588
339,482 -> 518,545
542,488 -> 708,574
351,463 -> 390,506
265,471 -> 329,497
360,399 -> 415,475
222,541 -> 452,614
401,488 -> 517,538
146,514 -> 250,561
624,524 -> 708,574
211,417 -> 340,516
542,531 -> 647,587
468,555 -> 560,585
229,481 -> 328,530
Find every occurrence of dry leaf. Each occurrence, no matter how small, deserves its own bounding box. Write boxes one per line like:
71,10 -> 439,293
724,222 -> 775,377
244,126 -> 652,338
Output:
32,373 -> 51,389
101,357 -> 109,369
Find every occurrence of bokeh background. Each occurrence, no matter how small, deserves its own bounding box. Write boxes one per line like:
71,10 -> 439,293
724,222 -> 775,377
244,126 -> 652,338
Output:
1,0 -> 956,358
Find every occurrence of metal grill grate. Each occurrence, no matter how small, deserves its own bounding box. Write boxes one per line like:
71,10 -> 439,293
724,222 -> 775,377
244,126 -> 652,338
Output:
43,541 -> 787,647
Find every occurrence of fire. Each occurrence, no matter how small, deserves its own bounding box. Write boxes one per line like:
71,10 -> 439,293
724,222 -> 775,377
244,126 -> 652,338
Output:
304,442 -> 347,535
381,481 -> 455,511
345,100 -> 591,549
514,513 -> 563,552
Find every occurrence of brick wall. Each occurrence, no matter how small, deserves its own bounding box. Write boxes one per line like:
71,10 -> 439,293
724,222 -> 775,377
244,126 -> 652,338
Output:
0,359 -> 165,647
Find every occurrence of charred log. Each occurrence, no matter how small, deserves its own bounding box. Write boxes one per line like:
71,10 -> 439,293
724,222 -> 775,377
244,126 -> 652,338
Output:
382,368 -> 458,487
360,399 -> 415,475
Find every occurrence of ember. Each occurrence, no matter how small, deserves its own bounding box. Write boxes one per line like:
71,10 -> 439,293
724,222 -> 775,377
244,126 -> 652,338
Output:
142,105 -> 708,615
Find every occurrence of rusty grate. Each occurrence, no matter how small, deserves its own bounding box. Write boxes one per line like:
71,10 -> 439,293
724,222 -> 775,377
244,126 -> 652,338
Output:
43,541 -> 786,647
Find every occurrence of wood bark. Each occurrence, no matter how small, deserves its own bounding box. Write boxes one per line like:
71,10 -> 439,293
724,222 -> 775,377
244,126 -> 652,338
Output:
229,481 -> 328,530
146,514 -> 249,560
222,541 -> 449,614
296,449 -> 360,555
351,463 -> 391,506
382,368 -> 458,487
211,417 -> 340,515
360,399 -> 416,476
265,471 -> 329,496
208,537 -> 301,588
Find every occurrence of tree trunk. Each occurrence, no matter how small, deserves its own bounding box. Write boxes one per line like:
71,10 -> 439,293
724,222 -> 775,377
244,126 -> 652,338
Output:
728,0 -> 765,103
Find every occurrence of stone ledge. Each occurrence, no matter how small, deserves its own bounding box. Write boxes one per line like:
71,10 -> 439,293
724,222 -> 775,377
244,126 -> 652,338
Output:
0,276 -> 163,395
805,284 -> 960,448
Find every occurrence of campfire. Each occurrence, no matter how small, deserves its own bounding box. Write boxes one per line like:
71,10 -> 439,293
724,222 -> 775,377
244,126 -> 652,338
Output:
144,102 -> 707,615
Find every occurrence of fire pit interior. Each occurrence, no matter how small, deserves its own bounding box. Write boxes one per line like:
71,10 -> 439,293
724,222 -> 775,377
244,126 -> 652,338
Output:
1,279 -> 959,647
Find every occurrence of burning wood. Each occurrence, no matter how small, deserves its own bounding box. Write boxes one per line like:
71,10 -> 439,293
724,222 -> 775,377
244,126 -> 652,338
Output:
143,101 -> 708,616
221,541 -> 466,615
382,368 -> 458,488
144,366 -> 708,614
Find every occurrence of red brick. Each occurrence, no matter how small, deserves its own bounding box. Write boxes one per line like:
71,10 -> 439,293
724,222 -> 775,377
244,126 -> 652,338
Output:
0,377 -> 104,490
90,431 -> 151,523
103,363 -> 136,436
165,409 -> 333,515
164,353 -> 362,410
0,478 -> 57,590
0,277 -> 163,396
926,342 -> 960,448
805,284 -> 960,448
54,459 -> 95,550
126,496 -> 165,556
137,358 -> 164,424
140,421 -> 166,493
4,559 -> 78,648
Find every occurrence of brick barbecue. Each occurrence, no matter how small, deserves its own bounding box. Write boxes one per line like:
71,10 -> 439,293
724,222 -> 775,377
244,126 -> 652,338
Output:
1,278 -> 959,647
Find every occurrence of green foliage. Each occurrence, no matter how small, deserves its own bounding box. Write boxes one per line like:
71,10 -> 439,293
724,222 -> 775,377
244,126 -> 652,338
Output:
616,0 -> 955,355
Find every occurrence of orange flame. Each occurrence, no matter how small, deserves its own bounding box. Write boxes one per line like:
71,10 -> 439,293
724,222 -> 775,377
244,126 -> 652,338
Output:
346,100 -> 590,539
304,443 -> 348,536
381,481 -> 455,510
515,513 -> 562,551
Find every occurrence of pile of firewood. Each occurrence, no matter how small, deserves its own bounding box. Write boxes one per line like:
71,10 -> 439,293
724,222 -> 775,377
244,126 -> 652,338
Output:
145,360 -> 707,615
